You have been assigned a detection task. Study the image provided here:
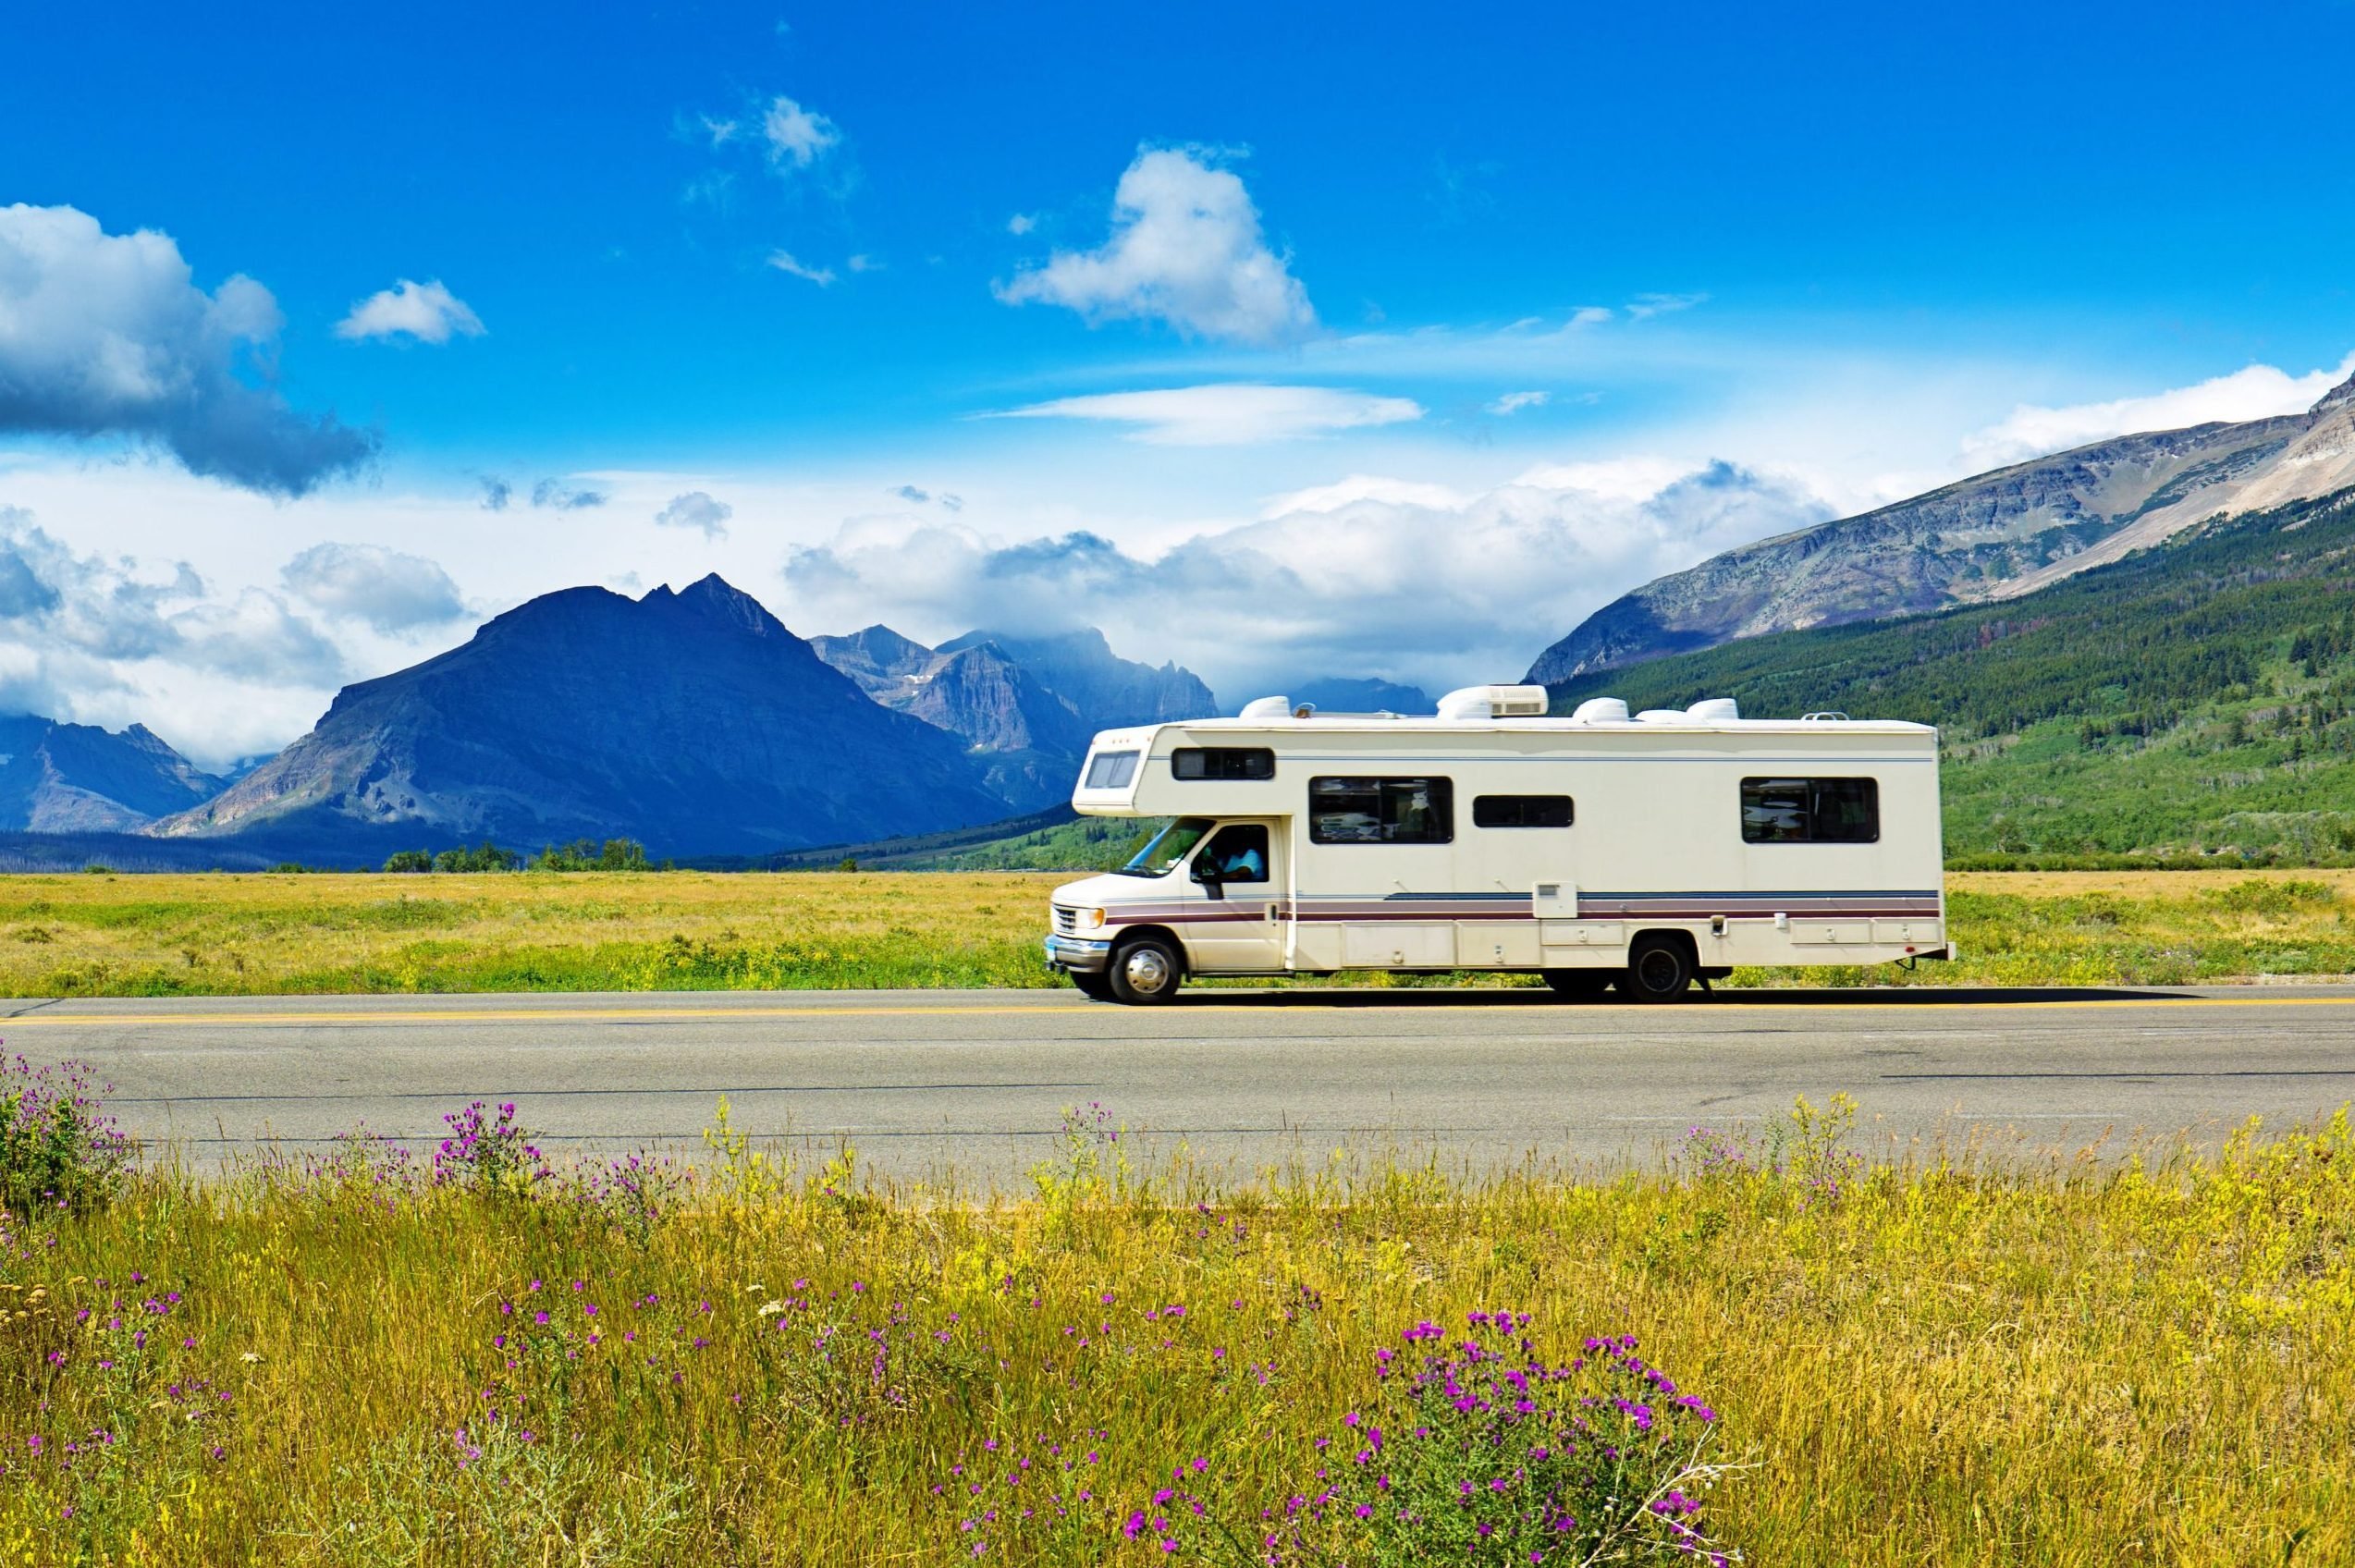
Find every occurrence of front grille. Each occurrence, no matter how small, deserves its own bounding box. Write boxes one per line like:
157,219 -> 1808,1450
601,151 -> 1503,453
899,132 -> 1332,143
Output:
1052,906 -> 1077,935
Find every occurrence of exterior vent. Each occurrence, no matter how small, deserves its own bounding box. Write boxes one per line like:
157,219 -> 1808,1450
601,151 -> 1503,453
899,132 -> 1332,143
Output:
1685,697 -> 1740,723
1238,695 -> 1292,719
1570,697 -> 1630,723
1636,709 -> 1692,724
1438,683 -> 1551,720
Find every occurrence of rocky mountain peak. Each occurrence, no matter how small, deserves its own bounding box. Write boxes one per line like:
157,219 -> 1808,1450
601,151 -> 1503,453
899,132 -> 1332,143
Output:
149,576 -> 1007,859
1526,386 -> 2355,684
2312,369 -> 2355,422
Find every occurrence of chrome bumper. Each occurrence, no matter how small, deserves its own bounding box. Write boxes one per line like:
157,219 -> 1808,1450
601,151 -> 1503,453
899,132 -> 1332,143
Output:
1043,934 -> 1112,974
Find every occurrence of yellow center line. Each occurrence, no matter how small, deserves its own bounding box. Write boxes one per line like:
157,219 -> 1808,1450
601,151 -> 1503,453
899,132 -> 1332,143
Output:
1,993 -> 2353,1027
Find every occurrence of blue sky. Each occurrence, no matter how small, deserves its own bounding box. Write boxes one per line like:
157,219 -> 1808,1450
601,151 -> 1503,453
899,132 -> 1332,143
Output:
3,0 -> 2353,763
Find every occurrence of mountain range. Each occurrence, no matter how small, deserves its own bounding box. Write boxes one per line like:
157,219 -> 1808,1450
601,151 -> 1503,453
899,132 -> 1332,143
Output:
7,365 -> 2354,865
0,715 -> 225,832
809,624 -> 1216,807
1527,367 -> 2355,682
149,576 -> 1012,860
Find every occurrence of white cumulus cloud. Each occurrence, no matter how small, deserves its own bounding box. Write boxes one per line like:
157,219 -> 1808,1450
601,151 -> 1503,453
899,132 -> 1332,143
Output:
333,278 -> 485,345
280,543 -> 467,633
995,147 -> 1315,344
995,384 -> 1420,446
783,459 -> 1831,698
0,203 -> 375,496
1963,351 -> 2355,469
654,491 -> 732,539
0,505 -> 347,734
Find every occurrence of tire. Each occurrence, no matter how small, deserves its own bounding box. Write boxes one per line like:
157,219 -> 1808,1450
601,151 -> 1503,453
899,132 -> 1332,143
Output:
1616,935 -> 1695,1002
1068,970 -> 1116,1002
1107,935 -> 1186,1005
1541,968 -> 1616,999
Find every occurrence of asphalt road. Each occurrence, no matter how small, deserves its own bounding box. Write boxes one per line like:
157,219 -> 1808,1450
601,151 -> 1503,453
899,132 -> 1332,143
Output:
9,986 -> 2355,1182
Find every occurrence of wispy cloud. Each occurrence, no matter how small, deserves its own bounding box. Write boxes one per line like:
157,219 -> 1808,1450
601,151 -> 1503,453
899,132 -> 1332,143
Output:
767,249 -> 837,287
762,93 -> 840,169
1624,291 -> 1707,320
1488,390 -> 1549,416
531,478 -> 607,510
994,384 -> 1421,446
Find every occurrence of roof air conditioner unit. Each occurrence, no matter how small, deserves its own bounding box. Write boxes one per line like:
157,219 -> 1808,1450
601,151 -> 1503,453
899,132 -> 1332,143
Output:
1685,697 -> 1740,723
1571,697 -> 1629,723
1438,683 -> 1551,720
1238,695 -> 1292,719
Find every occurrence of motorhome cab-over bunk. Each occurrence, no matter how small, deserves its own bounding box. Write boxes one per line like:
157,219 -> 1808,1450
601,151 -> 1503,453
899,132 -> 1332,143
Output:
1041,684 -> 1949,1004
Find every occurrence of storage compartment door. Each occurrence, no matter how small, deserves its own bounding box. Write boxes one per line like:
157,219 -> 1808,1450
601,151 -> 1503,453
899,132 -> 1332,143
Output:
1342,925 -> 1457,969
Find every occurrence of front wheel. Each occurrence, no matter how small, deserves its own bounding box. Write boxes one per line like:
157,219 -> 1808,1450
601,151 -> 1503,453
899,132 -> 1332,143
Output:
1616,935 -> 1695,1002
1068,970 -> 1116,1002
1108,935 -> 1186,1005
1541,968 -> 1617,999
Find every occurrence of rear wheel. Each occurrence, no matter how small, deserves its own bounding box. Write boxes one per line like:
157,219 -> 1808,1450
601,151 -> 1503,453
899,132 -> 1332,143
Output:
1541,968 -> 1617,999
1068,970 -> 1115,1001
1616,935 -> 1695,1002
1108,935 -> 1185,1006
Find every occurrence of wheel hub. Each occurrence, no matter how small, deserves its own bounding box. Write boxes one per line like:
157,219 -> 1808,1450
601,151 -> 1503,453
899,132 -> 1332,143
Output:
1123,948 -> 1171,992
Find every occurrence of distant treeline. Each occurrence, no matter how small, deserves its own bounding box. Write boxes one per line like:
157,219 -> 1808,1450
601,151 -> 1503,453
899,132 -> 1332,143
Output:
381,839 -> 671,874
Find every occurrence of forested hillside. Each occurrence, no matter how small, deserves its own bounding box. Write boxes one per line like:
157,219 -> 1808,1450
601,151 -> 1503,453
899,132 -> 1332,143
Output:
1547,488 -> 2355,863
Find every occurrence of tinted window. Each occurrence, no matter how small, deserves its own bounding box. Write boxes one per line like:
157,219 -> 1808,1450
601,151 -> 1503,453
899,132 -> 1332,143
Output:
1473,794 -> 1574,828
1195,824 -> 1270,883
1741,777 -> 1879,843
1308,777 -> 1453,844
1171,747 -> 1275,781
1084,750 -> 1139,790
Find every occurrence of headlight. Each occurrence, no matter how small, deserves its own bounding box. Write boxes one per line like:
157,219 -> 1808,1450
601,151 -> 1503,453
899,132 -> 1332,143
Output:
1080,908 -> 1106,929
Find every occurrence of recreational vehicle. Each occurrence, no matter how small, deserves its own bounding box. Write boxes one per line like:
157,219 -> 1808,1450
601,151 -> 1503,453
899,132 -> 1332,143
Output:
1041,685 -> 1949,1004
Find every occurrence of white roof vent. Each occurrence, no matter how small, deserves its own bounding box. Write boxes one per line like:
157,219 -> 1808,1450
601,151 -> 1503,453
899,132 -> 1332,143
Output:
1437,683 -> 1551,721
1685,697 -> 1740,723
1636,708 -> 1693,724
1238,695 -> 1292,719
1570,697 -> 1630,724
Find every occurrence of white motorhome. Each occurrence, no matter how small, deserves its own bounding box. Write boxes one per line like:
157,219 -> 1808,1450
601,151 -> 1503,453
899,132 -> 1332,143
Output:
1042,685 -> 1949,1004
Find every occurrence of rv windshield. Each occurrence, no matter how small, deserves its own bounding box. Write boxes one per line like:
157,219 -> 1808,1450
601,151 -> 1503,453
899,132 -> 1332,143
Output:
1116,817 -> 1212,877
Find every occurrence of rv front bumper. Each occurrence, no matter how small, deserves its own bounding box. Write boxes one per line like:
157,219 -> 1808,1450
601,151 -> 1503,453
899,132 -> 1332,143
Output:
1043,934 -> 1113,974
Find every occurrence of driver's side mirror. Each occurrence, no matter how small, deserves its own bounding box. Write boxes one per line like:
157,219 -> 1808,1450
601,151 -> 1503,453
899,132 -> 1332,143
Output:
1192,860 -> 1225,900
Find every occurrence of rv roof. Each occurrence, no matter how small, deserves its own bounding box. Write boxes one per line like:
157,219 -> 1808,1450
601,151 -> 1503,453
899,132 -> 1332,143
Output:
1135,715 -> 1935,736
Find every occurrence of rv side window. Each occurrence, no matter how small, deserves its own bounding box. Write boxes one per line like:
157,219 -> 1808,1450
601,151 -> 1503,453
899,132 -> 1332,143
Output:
1740,777 -> 1879,843
1308,777 -> 1453,844
1473,794 -> 1574,828
1171,747 -> 1275,781
1084,751 -> 1139,790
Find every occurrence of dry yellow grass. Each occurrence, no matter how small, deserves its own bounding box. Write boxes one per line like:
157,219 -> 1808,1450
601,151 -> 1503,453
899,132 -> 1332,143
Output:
0,871 -> 1066,997
2,867 -> 2353,998
1,1099 -> 2349,1565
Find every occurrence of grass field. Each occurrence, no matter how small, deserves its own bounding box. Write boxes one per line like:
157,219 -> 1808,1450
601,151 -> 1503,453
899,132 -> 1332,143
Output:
1,1090 -> 2349,1566
6,867 -> 2355,998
